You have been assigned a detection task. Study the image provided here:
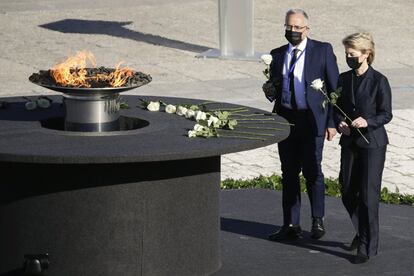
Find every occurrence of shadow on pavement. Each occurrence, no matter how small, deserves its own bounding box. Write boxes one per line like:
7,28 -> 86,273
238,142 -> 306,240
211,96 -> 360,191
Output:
220,217 -> 354,262
39,19 -> 211,53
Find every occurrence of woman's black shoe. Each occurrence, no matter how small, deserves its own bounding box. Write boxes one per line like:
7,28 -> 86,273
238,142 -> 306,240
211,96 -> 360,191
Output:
352,253 -> 369,264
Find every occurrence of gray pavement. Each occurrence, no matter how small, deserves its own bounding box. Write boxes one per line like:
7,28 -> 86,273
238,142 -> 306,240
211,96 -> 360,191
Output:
0,0 -> 413,194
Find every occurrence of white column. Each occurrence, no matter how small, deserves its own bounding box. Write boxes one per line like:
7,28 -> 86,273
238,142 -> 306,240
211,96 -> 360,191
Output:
198,0 -> 261,60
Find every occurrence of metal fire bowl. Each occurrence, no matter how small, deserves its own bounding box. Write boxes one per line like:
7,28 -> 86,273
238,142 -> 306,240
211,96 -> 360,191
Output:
29,80 -> 142,97
29,77 -> 150,132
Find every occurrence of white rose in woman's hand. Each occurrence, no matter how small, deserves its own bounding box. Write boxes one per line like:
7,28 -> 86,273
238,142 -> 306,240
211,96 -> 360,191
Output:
147,101 -> 160,111
260,54 -> 272,65
165,104 -> 177,114
310,78 -> 324,90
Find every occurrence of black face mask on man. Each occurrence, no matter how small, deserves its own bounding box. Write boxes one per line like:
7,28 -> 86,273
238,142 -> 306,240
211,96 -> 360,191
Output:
346,56 -> 363,70
285,30 -> 302,46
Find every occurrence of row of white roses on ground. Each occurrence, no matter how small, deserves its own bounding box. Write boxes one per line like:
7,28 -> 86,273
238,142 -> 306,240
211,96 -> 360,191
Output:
142,99 -> 286,140
144,100 -> 237,130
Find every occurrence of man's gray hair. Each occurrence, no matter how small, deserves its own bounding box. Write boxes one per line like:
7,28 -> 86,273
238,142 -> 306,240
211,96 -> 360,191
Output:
285,9 -> 309,25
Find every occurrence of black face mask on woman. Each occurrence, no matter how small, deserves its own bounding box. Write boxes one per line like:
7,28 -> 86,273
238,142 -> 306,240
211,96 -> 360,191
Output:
285,30 -> 302,46
346,56 -> 363,70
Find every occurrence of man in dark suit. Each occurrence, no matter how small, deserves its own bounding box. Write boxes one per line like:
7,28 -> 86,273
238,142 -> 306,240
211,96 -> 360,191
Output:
263,9 -> 339,240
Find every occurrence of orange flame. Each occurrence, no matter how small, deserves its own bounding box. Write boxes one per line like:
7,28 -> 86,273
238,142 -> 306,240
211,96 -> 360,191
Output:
50,51 -> 134,88
109,62 -> 134,87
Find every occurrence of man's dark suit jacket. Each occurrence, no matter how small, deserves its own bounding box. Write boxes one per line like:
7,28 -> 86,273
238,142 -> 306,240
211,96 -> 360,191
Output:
269,38 -> 339,136
335,67 -> 393,148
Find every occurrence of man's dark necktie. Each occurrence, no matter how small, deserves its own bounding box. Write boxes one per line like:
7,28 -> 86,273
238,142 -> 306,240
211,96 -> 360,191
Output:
289,49 -> 299,110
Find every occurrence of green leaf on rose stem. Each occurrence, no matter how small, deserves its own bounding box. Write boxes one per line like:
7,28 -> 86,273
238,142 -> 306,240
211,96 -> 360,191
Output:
189,105 -> 199,111
138,98 -> 149,108
120,101 -> 130,109
214,111 -> 230,120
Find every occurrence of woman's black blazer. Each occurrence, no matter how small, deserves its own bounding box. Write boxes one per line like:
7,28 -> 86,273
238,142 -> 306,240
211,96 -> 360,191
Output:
335,67 -> 392,148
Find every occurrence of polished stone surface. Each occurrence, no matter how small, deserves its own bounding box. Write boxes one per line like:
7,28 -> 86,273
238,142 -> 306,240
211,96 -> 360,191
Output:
0,95 -> 289,163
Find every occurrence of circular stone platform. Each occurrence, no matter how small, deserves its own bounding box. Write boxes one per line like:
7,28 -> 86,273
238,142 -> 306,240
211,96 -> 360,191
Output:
0,95 -> 289,276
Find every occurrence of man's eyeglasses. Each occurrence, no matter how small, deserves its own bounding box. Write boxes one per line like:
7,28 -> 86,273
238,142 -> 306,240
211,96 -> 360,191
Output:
285,24 -> 308,31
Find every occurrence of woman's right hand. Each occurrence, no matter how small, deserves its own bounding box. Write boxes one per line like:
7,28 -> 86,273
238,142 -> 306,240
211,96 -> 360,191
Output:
338,121 -> 351,136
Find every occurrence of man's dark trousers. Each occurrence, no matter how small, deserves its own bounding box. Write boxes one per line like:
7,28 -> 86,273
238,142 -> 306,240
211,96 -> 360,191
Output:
278,107 -> 325,226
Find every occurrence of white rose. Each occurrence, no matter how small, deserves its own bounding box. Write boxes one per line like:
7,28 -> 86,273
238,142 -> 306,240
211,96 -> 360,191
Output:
185,109 -> 196,119
188,130 -> 197,138
207,116 -> 219,127
25,101 -> 37,110
193,124 -> 204,131
36,98 -> 51,109
147,101 -> 160,111
311,78 -> 324,90
195,111 -> 207,122
176,106 -> 188,116
165,104 -> 177,114
260,54 -> 273,65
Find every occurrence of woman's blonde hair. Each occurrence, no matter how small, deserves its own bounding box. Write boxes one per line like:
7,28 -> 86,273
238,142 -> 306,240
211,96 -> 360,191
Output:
342,32 -> 375,65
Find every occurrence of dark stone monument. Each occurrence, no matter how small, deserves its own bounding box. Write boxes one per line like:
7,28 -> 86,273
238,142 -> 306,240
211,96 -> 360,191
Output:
0,95 -> 289,275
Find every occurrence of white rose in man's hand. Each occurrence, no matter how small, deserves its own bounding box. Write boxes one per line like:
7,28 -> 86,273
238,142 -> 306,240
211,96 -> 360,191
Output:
260,54 -> 272,65
310,78 -> 324,90
147,101 -> 160,111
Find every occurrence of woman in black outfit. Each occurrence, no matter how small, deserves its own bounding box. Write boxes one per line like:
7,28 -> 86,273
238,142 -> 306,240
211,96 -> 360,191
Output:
335,33 -> 392,264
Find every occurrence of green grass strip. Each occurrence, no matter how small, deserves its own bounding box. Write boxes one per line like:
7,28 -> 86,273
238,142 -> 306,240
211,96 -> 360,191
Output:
221,174 -> 414,206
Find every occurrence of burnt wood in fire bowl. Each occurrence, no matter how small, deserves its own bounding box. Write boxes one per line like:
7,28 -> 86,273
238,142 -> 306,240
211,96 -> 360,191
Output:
0,95 -> 289,276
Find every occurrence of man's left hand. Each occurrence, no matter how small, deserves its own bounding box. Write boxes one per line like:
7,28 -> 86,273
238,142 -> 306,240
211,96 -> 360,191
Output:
325,128 -> 337,141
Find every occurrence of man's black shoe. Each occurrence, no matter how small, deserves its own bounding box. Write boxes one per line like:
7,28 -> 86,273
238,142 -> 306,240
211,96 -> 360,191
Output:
268,224 -> 302,241
352,253 -> 369,264
310,217 -> 325,240
349,234 -> 359,251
